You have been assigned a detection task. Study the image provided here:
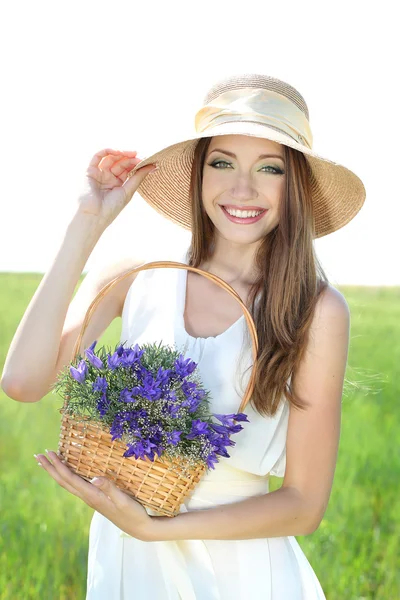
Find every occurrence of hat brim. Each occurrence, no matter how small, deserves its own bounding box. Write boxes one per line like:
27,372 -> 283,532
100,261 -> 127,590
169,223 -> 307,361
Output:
130,122 -> 366,238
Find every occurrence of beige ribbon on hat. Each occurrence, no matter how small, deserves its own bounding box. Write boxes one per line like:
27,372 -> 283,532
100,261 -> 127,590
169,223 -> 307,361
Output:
195,87 -> 313,149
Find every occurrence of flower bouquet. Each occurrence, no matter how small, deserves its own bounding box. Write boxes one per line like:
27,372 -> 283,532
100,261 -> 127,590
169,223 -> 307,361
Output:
54,339 -> 249,517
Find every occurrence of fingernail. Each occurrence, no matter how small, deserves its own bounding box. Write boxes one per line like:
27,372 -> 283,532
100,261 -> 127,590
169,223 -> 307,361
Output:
149,164 -> 159,173
91,477 -> 102,486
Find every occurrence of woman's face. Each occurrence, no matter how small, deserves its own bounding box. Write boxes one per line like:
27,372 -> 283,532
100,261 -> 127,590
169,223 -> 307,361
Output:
202,134 -> 286,245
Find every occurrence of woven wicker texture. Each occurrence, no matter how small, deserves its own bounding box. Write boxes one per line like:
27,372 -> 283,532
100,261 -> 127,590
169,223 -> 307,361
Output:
58,262 -> 258,517
128,74 -> 366,239
59,414 -> 206,517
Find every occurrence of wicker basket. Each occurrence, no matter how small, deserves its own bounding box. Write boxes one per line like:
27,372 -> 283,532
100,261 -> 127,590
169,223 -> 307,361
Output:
58,261 -> 258,517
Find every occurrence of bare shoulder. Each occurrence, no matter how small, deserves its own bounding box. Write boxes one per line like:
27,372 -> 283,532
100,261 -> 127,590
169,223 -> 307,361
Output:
311,283 -> 351,336
316,282 -> 350,314
82,255 -> 147,317
56,254 -> 148,378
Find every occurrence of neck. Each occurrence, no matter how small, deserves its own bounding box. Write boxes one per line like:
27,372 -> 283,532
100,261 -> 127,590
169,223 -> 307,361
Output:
200,237 -> 261,286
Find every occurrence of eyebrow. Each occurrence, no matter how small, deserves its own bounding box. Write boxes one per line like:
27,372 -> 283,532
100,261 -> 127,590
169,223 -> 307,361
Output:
208,148 -> 285,161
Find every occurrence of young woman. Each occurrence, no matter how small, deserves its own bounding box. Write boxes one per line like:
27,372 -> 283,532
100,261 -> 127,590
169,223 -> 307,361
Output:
2,74 -> 366,599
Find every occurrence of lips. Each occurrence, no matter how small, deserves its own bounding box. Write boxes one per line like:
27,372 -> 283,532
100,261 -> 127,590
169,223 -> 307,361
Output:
220,205 -> 268,225
222,204 -> 266,213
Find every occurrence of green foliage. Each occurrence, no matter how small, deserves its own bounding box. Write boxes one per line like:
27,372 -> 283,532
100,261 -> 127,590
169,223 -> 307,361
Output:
55,339 -> 218,471
0,274 -> 399,599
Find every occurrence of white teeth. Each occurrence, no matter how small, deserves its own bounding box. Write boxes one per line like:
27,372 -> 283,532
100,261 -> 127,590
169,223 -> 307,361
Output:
225,207 -> 263,218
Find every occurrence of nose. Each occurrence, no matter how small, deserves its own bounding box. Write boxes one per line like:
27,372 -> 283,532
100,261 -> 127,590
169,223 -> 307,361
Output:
230,172 -> 259,202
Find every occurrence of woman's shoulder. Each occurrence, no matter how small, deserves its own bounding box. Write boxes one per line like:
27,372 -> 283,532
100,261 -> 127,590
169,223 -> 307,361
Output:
316,283 -> 350,315
312,283 -> 351,334
84,245 -> 190,316
84,254 -> 149,317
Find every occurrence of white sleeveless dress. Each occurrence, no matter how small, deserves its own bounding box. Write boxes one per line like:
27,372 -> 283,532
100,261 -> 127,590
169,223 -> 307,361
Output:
86,250 -> 326,599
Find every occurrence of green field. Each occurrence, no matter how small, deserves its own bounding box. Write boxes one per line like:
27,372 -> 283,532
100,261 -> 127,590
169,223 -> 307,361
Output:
0,273 -> 399,599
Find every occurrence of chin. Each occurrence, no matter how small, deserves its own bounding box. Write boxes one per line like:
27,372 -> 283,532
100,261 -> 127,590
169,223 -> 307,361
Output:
215,223 -> 269,246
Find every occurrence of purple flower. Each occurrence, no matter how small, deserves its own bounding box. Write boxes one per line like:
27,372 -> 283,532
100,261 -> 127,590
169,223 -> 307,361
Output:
207,430 -> 235,457
124,440 -> 145,460
213,412 -> 249,426
120,344 -> 144,368
122,412 -> 144,437
133,408 -> 148,421
186,419 -> 210,440
155,366 -> 172,387
210,423 -> 231,435
232,412 -> 250,423
116,344 -> 125,356
84,341 -> 104,369
141,438 -> 159,460
136,372 -> 162,401
206,452 -> 219,470
124,438 -> 158,461
181,395 -> 202,413
107,351 -> 122,370
212,412 -> 249,433
70,360 -> 88,383
181,381 -> 206,412
188,397 -> 203,413
146,425 -> 164,456
215,445 -> 231,458
97,391 -> 110,417
167,403 -> 180,418
85,348 -> 104,369
110,415 -> 125,441
181,381 -> 198,397
165,430 -> 182,446
174,355 -> 197,379
92,376 -> 108,393
164,390 -> 177,402
205,431 -> 233,459
227,424 -> 244,434
119,388 -> 137,403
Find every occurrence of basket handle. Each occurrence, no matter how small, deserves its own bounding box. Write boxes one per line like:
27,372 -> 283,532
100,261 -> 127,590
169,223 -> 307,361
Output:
72,261 -> 258,414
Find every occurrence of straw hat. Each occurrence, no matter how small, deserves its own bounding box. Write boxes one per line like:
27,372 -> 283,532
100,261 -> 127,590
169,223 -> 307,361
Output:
127,74 -> 366,238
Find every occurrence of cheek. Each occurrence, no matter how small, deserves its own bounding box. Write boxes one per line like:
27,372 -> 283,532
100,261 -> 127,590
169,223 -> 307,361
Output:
201,171 -> 224,209
260,177 -> 285,203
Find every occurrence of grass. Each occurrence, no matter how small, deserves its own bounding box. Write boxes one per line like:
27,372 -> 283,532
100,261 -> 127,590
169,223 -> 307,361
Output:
0,274 -> 399,599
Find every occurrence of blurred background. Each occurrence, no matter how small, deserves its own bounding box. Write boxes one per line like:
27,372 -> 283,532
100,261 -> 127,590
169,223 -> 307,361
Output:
0,0 -> 399,598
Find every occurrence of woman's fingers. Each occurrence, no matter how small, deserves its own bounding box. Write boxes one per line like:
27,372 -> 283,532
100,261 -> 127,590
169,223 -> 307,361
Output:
88,149 -> 138,172
35,451 -> 114,511
110,156 -> 142,180
35,453 -> 85,498
119,150 -> 138,157
121,163 -> 158,197
97,154 -> 142,178
86,154 -> 142,184
88,148 -> 125,169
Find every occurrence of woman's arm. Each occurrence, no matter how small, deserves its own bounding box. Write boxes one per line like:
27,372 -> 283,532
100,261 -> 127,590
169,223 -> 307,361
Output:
1,213 -> 101,402
147,284 -> 350,541
1,148 -> 155,403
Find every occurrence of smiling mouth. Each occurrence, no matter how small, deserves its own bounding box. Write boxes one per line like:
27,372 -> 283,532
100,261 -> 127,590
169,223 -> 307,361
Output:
223,207 -> 265,218
220,204 -> 268,223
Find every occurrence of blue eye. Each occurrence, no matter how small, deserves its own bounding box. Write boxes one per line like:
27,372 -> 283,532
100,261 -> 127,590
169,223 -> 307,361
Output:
207,160 -> 284,174
209,160 -> 232,169
260,166 -> 284,174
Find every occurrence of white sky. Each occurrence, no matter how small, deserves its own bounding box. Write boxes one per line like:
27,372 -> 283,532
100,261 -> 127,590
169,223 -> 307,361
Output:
0,0 -> 398,285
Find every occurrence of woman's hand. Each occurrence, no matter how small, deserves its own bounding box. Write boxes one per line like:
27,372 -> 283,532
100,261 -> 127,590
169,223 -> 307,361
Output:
77,148 -> 157,231
34,450 -> 155,542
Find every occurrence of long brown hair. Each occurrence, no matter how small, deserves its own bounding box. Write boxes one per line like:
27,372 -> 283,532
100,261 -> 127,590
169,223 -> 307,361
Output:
187,136 -> 330,418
